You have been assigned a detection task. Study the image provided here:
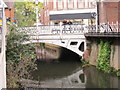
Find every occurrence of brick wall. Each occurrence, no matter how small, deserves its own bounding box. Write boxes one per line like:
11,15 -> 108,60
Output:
40,0 -> 95,25
99,2 -> 119,24
5,8 -> 14,23
40,1 -> 53,25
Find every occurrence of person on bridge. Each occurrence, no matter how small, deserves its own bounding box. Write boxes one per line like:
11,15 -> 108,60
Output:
63,19 -> 67,25
67,20 -> 72,25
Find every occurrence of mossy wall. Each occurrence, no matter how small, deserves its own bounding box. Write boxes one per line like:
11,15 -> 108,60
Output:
84,38 -> 120,70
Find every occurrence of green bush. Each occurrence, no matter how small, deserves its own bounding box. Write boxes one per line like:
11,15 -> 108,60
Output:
116,70 -> 120,77
97,41 -> 111,73
6,26 -> 37,88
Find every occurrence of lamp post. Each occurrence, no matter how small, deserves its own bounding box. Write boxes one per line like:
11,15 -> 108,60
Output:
0,4 -> 6,89
35,0 -> 39,29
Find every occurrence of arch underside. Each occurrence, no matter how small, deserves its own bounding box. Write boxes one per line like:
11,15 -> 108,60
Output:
24,39 -> 85,56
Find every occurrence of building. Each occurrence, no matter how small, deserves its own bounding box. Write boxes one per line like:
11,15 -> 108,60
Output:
0,0 -> 15,25
3,0 -> 15,24
40,0 -> 97,25
98,1 -> 120,24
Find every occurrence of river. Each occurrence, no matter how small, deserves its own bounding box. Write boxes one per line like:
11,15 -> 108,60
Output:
21,47 -> 120,89
27,48 -> 120,89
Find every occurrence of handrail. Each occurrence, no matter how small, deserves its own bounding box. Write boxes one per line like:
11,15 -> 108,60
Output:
17,23 -> 120,36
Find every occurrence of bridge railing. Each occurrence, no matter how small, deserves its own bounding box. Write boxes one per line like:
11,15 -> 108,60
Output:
17,24 -> 87,35
85,23 -> 120,34
17,23 -> 120,36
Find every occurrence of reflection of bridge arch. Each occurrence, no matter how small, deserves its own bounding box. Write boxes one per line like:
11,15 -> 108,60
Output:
67,70 -> 86,87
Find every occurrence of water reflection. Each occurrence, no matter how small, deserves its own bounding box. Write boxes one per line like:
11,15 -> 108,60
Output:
29,60 -> 120,88
39,70 -> 85,88
31,61 -> 85,88
83,66 -> 120,88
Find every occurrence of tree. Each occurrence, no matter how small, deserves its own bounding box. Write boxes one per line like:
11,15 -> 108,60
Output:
15,0 -> 43,26
6,25 -> 37,88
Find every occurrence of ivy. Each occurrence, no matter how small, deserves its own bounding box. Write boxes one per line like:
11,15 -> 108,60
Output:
116,70 -> 120,76
97,40 -> 111,73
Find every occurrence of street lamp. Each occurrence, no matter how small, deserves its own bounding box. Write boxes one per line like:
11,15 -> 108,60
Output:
35,0 -> 39,29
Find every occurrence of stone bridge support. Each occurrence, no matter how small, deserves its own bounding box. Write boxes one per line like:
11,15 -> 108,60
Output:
84,37 -> 120,70
110,38 -> 120,70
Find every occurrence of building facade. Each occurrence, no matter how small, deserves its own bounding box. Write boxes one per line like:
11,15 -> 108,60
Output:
4,1 -> 15,24
40,0 -> 97,25
99,1 -> 120,24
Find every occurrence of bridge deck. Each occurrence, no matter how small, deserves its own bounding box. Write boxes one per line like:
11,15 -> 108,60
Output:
84,32 -> 120,38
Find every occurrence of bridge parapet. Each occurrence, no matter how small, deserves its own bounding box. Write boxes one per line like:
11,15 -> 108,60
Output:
17,24 -> 88,35
85,23 -> 120,37
17,23 -> 120,36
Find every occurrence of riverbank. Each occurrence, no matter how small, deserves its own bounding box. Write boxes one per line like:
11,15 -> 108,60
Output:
83,38 -> 120,76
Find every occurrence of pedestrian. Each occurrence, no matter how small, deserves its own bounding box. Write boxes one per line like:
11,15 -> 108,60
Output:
63,19 -> 67,25
67,20 -> 72,25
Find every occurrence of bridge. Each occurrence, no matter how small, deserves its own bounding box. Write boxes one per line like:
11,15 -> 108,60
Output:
17,25 -> 88,56
17,23 -> 119,57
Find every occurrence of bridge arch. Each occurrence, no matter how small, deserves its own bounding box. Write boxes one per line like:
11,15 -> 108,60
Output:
24,39 -> 86,57
79,42 -> 84,52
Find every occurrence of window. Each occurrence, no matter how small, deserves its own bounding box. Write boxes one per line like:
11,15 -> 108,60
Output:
58,0 -> 63,9
68,0 -> 73,9
47,10 -> 49,16
44,0 -> 47,6
78,0 -> 84,8
44,11 -> 46,17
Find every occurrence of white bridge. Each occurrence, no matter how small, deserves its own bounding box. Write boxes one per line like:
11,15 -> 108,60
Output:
18,23 -> 117,56
17,25 -> 88,56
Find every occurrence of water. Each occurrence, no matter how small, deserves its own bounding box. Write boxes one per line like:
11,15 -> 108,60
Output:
29,60 -> 120,88
27,48 -> 120,88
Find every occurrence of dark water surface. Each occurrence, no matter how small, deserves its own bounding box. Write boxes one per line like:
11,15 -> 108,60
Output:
31,60 -> 120,88
29,47 -> 120,88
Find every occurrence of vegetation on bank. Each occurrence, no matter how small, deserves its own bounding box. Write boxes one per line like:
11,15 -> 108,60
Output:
96,41 -> 111,73
97,40 -> 120,76
83,40 -> 120,77
6,1 -> 43,88
6,26 -> 37,88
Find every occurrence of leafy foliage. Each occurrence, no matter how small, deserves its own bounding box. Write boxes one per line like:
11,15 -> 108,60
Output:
6,26 -> 37,88
97,41 -> 111,72
15,0 -> 43,26
116,70 -> 120,76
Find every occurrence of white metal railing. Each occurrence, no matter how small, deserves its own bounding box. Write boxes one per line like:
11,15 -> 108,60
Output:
17,23 -> 120,36
17,24 -> 87,35
86,23 -> 120,33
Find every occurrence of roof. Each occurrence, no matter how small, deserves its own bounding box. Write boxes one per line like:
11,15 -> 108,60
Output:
3,0 -> 14,9
0,0 -> 7,8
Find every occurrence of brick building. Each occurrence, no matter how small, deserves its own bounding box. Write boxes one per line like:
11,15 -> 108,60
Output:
98,1 -> 120,24
40,0 -> 97,25
4,1 -> 15,24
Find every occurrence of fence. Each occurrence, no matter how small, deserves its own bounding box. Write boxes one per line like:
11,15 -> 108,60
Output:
17,22 -> 120,35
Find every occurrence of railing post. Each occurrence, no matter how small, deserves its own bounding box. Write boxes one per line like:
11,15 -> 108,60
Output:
108,22 -> 109,33
112,22 -> 114,32
116,21 -> 119,33
60,22 -> 62,39
95,1 -> 98,33
35,0 -> 39,30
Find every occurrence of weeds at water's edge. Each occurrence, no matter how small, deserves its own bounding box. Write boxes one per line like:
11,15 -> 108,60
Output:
81,59 -> 120,77
81,59 -> 93,68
